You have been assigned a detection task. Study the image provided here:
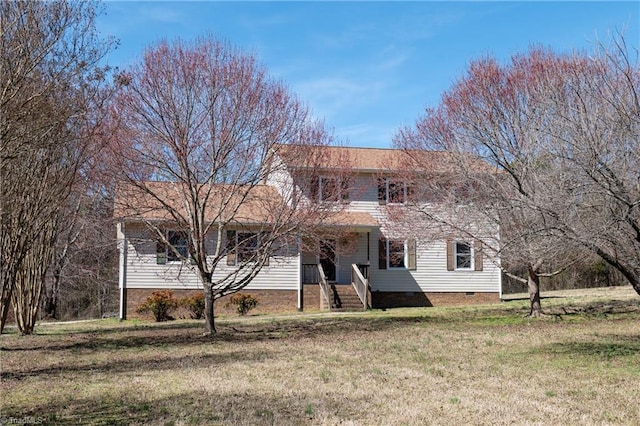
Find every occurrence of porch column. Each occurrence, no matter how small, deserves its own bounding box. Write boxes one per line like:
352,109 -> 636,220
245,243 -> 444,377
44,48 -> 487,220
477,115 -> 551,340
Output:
117,222 -> 128,320
297,236 -> 303,311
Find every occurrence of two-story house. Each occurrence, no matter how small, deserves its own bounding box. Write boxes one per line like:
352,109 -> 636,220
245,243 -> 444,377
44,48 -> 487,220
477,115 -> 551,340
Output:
115,145 -> 502,319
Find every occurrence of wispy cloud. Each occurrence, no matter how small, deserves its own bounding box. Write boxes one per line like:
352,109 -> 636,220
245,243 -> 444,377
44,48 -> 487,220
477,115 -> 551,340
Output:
294,76 -> 386,118
143,6 -> 185,24
337,123 -> 396,148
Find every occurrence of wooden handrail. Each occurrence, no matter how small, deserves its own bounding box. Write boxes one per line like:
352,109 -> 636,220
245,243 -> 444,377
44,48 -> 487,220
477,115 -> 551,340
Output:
317,263 -> 332,311
351,263 -> 370,310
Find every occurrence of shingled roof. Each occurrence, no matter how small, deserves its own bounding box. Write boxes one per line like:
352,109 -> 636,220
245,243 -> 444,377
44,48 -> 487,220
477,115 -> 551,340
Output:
114,182 -> 284,224
114,181 -> 379,228
274,144 -> 493,173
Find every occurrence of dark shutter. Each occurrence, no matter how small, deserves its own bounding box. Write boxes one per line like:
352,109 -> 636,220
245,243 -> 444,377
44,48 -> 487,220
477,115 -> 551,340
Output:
340,178 -> 350,202
474,239 -> 483,271
310,176 -> 319,202
156,240 -> 167,265
446,240 -> 454,271
226,230 -> 236,266
408,239 -> 417,270
378,239 -> 387,270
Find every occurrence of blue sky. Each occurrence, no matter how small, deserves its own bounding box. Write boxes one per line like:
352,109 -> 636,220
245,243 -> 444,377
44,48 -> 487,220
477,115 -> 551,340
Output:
97,1 -> 639,148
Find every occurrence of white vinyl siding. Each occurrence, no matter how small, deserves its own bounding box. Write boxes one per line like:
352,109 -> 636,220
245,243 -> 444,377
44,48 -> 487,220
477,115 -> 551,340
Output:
336,233 -> 370,285
123,223 -> 299,291
369,237 -> 500,293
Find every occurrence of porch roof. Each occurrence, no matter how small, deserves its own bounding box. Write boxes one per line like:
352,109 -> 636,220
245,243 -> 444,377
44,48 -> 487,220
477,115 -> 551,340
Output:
324,211 -> 379,228
113,181 -> 284,224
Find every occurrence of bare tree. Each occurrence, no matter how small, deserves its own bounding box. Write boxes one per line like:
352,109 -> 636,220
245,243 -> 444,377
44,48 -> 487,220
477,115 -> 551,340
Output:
539,36 -> 640,295
0,0 -> 114,333
42,188 -> 119,320
109,38 -> 347,334
393,49 -> 588,316
395,35 -> 640,316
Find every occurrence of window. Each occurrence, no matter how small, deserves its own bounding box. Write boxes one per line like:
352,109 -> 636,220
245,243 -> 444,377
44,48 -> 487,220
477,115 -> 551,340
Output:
388,240 -> 406,268
446,240 -> 483,271
226,230 -> 269,266
312,176 -> 349,202
378,238 -> 416,270
237,232 -> 258,262
454,241 -> 472,269
156,230 -> 189,264
378,178 -> 409,204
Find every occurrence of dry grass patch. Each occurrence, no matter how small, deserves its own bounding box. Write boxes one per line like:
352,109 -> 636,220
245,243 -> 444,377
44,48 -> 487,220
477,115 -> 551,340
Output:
1,286 -> 639,425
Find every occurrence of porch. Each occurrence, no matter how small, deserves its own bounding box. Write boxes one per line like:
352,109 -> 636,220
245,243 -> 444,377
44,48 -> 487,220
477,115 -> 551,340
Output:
302,262 -> 371,311
298,222 -> 377,312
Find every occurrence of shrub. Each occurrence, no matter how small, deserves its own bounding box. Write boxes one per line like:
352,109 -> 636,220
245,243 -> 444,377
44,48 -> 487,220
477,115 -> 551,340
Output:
180,293 -> 206,319
136,290 -> 178,322
225,293 -> 258,316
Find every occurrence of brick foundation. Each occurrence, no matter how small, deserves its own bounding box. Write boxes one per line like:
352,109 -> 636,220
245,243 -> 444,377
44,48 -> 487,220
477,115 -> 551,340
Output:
124,285 -> 322,320
124,287 -> 499,319
372,291 -> 500,309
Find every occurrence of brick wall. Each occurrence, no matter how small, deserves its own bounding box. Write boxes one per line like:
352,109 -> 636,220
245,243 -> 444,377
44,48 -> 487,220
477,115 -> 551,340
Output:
124,288 -> 499,320
372,291 -> 500,309
125,284 -> 323,320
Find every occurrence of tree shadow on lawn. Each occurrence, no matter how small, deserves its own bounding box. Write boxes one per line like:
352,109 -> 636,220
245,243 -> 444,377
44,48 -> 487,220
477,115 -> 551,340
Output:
532,333 -> 640,361
3,385 -> 367,425
1,322 -> 215,352
1,313 -> 454,353
0,315 -> 450,382
548,299 -> 640,317
0,347 -> 274,382
4,298 -> 639,355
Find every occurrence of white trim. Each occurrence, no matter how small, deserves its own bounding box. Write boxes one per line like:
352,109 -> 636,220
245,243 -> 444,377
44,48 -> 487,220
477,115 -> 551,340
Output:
296,237 -> 302,311
117,222 -> 127,320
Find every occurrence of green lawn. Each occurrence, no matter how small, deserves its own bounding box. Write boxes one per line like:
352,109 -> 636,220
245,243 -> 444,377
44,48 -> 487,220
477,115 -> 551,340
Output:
1,286 -> 639,425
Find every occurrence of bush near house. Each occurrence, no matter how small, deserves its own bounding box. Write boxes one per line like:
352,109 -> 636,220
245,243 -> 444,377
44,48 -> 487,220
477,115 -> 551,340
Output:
225,293 -> 258,316
136,290 -> 178,321
180,293 -> 206,319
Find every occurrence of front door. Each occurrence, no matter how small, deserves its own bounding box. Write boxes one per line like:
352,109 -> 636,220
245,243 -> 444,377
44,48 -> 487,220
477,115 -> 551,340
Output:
320,239 -> 336,282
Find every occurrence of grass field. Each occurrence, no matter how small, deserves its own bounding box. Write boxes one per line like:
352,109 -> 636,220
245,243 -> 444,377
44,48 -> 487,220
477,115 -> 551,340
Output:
1,286 -> 639,425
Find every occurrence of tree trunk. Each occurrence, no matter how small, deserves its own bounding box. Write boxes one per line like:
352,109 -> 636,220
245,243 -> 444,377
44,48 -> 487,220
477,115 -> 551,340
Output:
527,265 -> 543,317
42,267 -> 61,319
584,243 -> 640,297
0,284 -> 13,334
203,281 -> 216,335
13,258 -> 47,335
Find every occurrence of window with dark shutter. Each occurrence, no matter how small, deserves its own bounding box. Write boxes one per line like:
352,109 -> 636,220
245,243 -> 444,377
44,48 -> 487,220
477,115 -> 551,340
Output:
388,240 -> 405,268
455,241 -> 472,269
167,230 -> 188,262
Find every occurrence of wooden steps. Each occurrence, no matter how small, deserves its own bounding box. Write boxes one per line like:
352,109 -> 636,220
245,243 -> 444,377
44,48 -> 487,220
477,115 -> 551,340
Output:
330,284 -> 365,311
